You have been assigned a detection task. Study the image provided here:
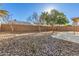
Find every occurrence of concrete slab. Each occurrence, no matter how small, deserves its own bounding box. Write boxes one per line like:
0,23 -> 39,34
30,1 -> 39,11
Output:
51,32 -> 79,43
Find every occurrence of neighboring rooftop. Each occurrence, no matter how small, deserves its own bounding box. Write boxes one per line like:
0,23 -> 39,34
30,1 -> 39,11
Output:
72,17 -> 79,22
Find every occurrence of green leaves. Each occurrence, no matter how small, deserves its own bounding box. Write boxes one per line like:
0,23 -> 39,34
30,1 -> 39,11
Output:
40,9 -> 69,25
27,9 -> 69,26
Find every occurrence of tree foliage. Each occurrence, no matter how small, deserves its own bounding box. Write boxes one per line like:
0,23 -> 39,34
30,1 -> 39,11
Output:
32,12 -> 39,24
40,9 -> 69,25
56,12 -> 69,25
40,12 -> 49,25
27,9 -> 69,25
0,10 -> 9,23
0,10 -> 9,17
0,10 -> 14,32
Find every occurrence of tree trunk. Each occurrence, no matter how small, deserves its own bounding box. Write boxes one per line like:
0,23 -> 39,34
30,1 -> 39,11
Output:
38,25 -> 41,32
74,25 -> 76,35
52,25 -> 54,33
9,23 -> 14,32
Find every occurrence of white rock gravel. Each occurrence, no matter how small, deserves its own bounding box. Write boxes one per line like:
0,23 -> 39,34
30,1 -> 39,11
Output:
0,32 -> 79,56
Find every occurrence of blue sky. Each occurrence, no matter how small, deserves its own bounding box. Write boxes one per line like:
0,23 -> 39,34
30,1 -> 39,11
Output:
0,3 -> 79,24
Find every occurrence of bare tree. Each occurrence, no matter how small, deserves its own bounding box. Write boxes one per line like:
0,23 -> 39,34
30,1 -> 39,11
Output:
0,10 -> 14,32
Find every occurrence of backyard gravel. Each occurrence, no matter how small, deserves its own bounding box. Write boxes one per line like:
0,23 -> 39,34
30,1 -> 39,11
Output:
0,32 -> 79,56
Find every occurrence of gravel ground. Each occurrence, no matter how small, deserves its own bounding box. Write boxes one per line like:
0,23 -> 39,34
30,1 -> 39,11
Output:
0,32 -> 79,56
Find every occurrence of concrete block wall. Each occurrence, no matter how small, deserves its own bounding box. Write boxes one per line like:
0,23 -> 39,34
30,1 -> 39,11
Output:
1,24 -> 52,32
1,24 -> 79,32
53,26 -> 79,31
